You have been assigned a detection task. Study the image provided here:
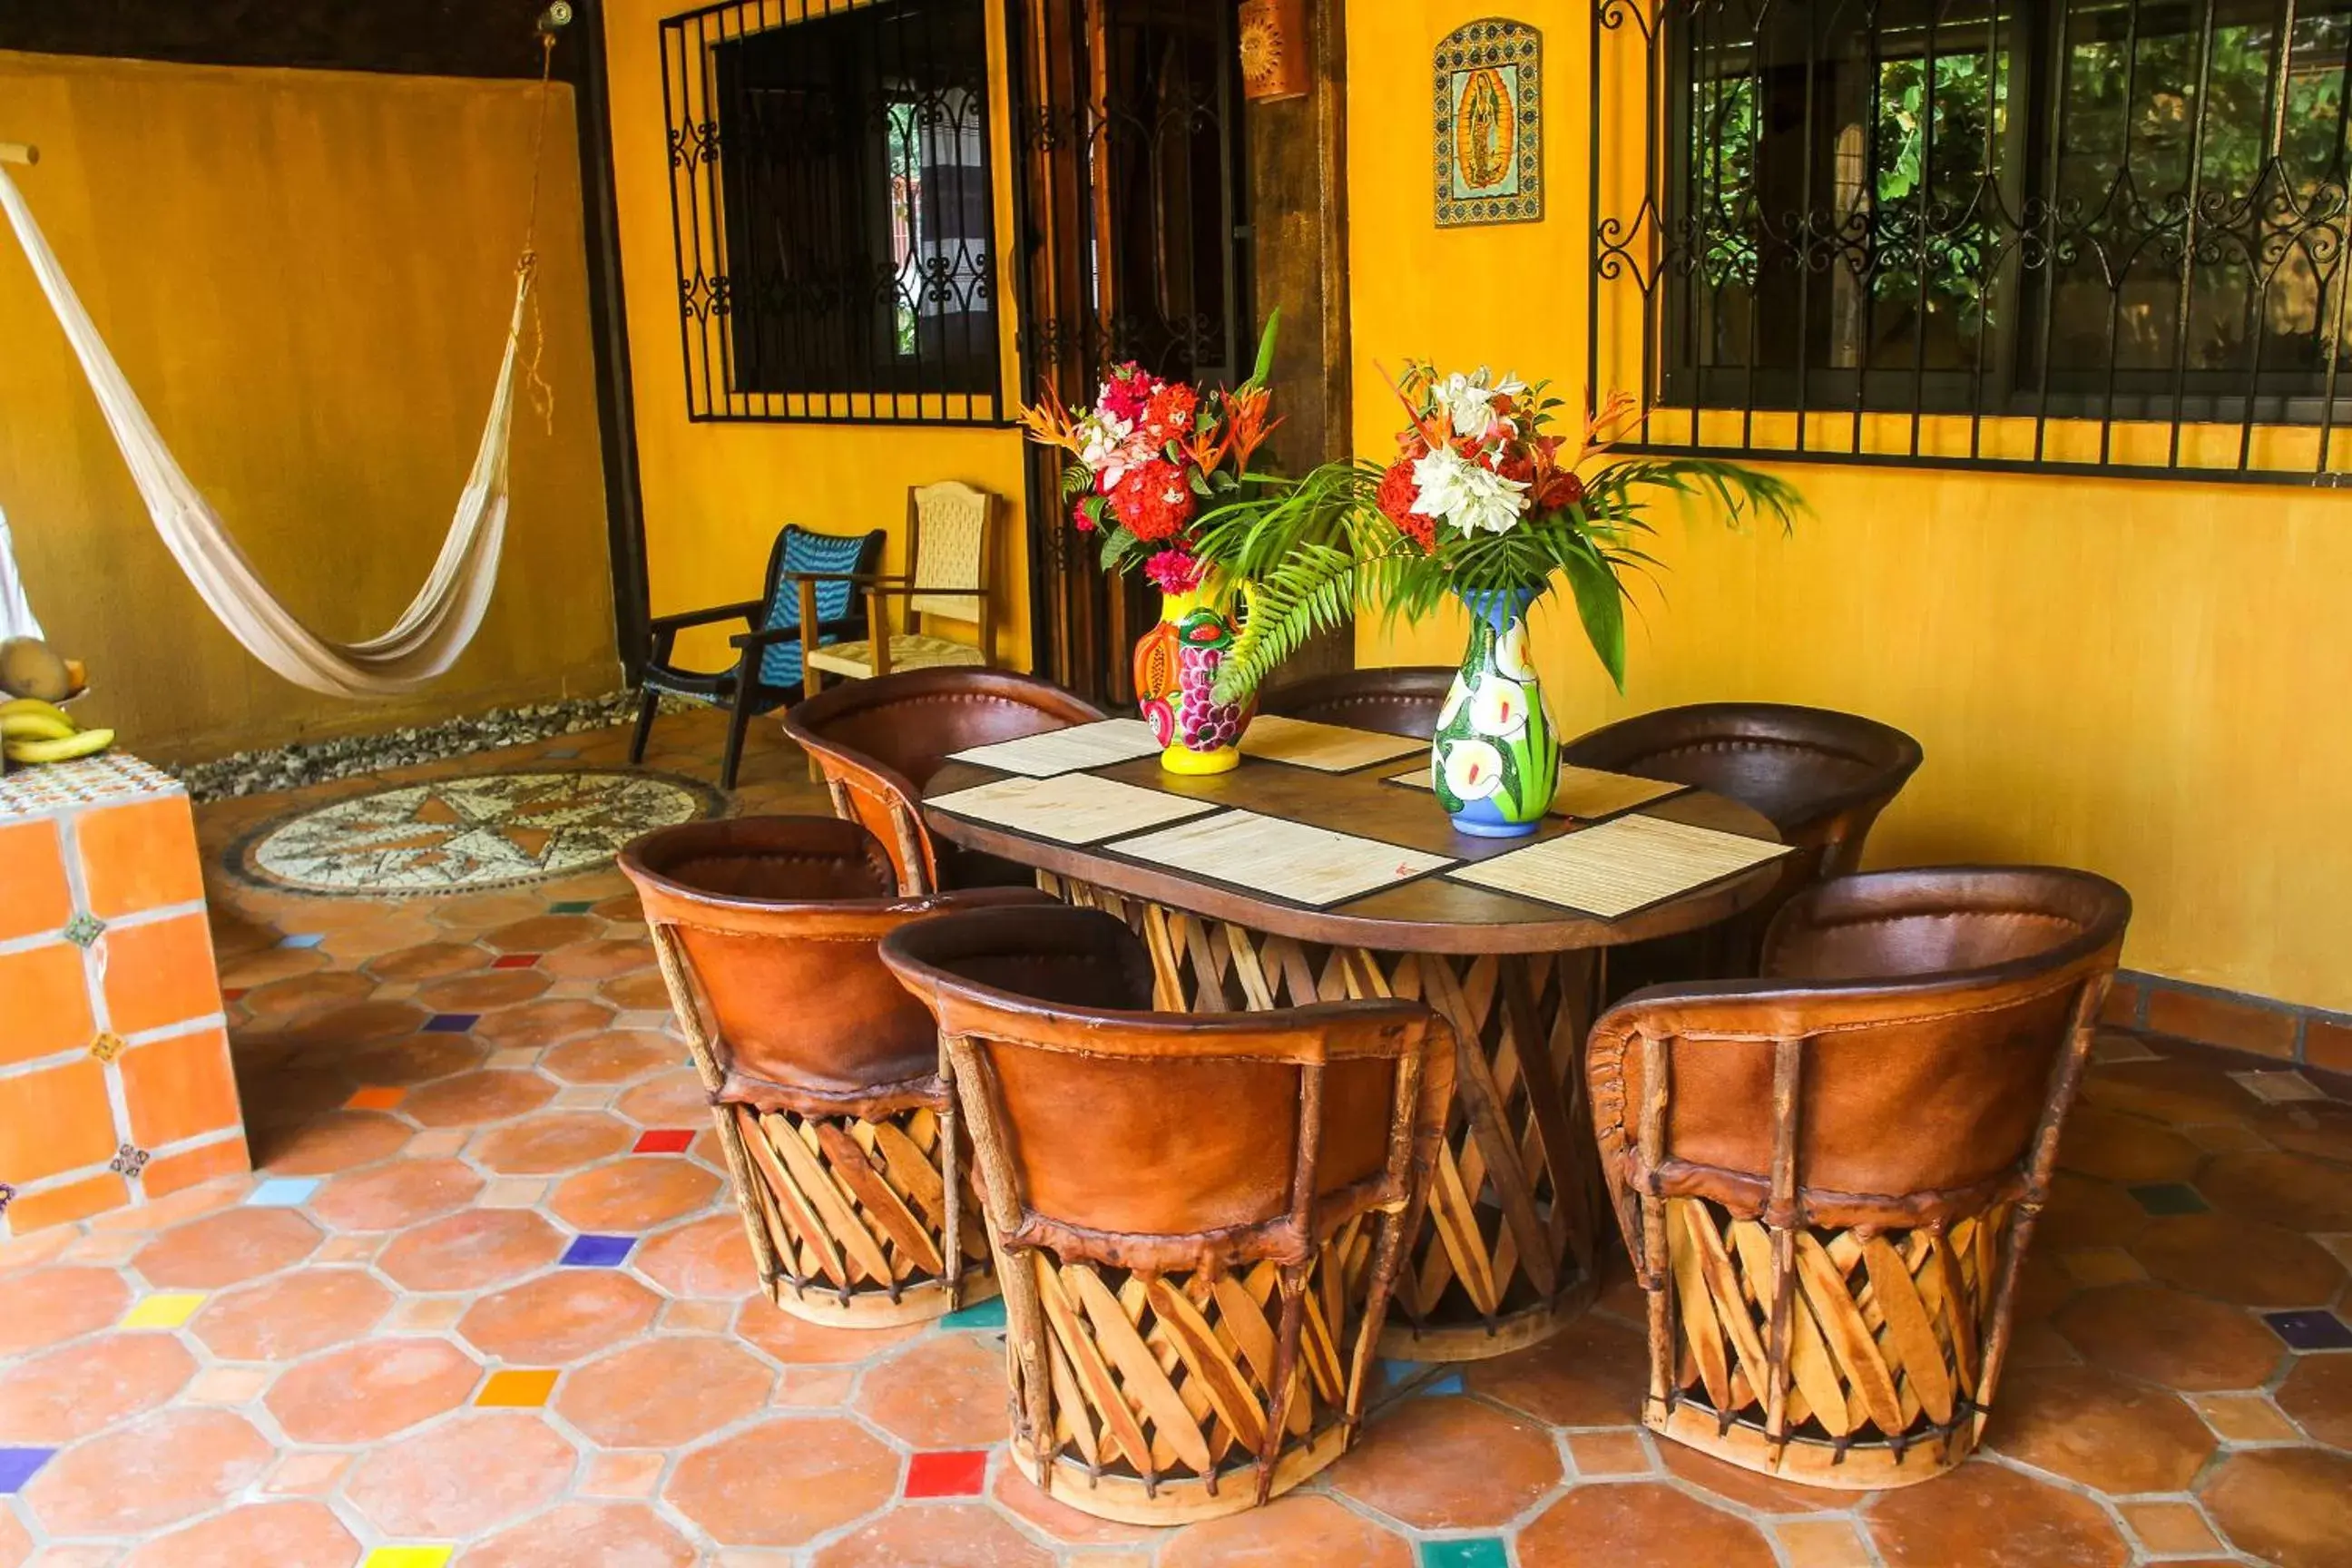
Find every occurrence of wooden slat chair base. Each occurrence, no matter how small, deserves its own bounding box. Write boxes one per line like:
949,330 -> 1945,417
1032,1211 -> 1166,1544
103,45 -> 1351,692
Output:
1587,867 -> 2131,1489
879,905 -> 1456,1524
618,816 -> 1054,1328
1043,873 -> 1610,1362
724,1101 -> 997,1328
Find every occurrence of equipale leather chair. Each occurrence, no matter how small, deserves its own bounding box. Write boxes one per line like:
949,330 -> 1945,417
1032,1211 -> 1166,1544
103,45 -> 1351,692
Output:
619,816 -> 1051,1326
879,905 -> 1456,1524
1261,667 -> 1457,740
781,668 -> 1106,896
1586,867 -> 2131,1488
1563,702 -> 1924,975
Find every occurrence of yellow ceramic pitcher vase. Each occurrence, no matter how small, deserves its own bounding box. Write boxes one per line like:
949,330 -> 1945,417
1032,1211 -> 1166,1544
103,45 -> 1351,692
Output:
1132,573 -> 1259,776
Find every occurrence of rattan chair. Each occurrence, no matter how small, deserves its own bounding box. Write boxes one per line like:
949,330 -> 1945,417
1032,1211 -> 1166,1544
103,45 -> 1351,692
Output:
879,905 -> 1455,1524
780,668 -> 1105,896
1586,866 -> 2131,1488
619,816 -> 1051,1326
804,481 -> 1003,683
1261,666 -> 1456,740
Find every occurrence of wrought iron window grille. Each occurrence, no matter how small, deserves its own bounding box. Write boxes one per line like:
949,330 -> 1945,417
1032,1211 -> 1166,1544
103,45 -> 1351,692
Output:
661,0 -> 1007,425
1590,0 -> 2352,484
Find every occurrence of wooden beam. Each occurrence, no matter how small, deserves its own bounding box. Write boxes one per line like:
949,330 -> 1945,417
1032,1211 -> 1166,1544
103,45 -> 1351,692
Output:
0,143 -> 37,167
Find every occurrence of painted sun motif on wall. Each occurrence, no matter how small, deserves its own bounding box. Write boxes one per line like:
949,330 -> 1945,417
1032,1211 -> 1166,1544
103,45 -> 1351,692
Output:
1435,18 -> 1544,228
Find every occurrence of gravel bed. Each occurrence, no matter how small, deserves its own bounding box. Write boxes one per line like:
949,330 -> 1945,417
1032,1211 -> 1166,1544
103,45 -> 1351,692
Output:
169,691 -> 677,804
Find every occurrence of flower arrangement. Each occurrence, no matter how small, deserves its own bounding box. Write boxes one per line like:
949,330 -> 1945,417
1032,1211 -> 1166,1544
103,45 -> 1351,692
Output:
1195,364 -> 1802,704
1014,318 -> 1283,595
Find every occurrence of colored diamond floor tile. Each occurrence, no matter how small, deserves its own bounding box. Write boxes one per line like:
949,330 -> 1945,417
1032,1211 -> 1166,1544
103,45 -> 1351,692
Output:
1,710 -> 2349,1564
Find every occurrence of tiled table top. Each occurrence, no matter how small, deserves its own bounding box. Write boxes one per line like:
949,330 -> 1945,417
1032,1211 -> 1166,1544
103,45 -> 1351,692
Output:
0,711 -> 2347,1565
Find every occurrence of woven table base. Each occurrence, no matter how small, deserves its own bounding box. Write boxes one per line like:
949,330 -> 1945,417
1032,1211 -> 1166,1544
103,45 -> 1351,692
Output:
720,1101 -> 997,1327
1043,877 -> 1608,1362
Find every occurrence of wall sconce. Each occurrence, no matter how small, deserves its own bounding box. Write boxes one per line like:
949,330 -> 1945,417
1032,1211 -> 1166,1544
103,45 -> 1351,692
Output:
1239,0 -> 1310,103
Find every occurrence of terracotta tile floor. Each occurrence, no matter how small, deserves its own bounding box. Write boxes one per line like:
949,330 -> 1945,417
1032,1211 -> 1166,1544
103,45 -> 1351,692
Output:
4,710 -> 2351,1565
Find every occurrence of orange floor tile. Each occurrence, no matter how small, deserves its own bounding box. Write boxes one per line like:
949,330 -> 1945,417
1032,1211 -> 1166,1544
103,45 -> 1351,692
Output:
0,710 -> 2347,1564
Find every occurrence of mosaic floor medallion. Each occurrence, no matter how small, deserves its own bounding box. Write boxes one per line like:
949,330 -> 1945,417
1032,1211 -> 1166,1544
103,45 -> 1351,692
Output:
240,769 -> 717,895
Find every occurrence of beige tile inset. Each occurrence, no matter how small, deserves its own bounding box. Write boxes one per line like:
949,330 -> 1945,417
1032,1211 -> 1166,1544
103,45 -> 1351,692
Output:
777,1367 -> 858,1407
263,1452 -> 353,1495
2061,1248 -> 2147,1287
581,1450 -> 665,1499
488,1046 -> 543,1069
2190,1392 -> 2302,1442
61,1232 -> 144,1265
406,1129 -> 469,1158
186,1365 -> 273,1404
1776,1518 -> 1874,1568
387,1296 -> 468,1332
479,1178 -> 549,1209
554,1085 -> 612,1109
2184,1121 -> 2272,1152
2119,1499 -> 2221,1554
662,1298 -> 734,1335
2321,1234 -> 2352,1270
315,1234 -> 381,1264
1565,1430 -> 1653,1476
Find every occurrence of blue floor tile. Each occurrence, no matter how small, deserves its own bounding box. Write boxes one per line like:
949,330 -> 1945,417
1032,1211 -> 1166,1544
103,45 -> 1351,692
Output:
942,1296 -> 1007,1331
548,900 -> 595,915
0,1448 -> 55,1494
276,932 -> 326,949
561,1234 -> 636,1268
1416,1371 -> 1465,1397
246,1177 -> 320,1208
1420,1541 -> 1509,1568
422,1014 -> 480,1034
2127,1181 -> 2210,1216
2265,1308 -> 2352,1350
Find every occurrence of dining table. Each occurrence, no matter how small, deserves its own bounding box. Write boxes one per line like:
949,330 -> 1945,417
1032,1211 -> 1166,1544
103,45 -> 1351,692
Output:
919,713 -> 1789,1363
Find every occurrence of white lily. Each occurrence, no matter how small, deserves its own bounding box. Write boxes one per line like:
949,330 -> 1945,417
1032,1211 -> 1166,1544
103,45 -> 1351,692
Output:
1079,412 -> 1137,486
1431,367 -> 1529,438
1442,738 -> 1505,801
1468,673 -> 1530,740
1493,617 -> 1537,681
1412,446 -> 1529,536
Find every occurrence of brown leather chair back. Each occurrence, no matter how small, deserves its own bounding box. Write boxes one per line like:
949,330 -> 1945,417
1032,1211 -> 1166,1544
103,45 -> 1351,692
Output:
1585,866 -> 2130,1488
880,905 -> 1453,1273
619,815 -> 1044,1115
1263,667 -> 1456,740
781,669 -> 1105,895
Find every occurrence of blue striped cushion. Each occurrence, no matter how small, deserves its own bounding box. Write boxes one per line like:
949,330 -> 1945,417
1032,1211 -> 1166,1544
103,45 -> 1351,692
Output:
760,528 -> 869,688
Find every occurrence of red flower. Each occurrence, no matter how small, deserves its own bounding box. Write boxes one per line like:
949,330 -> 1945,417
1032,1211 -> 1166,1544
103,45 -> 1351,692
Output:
1143,548 -> 1206,594
1539,471 -> 1585,512
1374,458 -> 1438,553
1098,363 -> 1160,426
1072,495 -> 1102,533
1111,458 -> 1196,543
1143,382 -> 1200,443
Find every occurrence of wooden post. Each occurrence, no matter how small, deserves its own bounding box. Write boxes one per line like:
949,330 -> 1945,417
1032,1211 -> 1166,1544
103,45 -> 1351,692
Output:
0,143 -> 38,167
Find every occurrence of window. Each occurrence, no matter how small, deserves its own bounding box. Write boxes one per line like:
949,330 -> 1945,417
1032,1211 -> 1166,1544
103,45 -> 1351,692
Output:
1593,0 -> 2352,480
662,0 -> 1003,423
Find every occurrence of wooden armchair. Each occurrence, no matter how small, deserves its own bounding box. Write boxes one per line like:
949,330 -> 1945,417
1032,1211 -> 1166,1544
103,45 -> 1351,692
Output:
631,524 -> 887,789
804,482 -> 1000,686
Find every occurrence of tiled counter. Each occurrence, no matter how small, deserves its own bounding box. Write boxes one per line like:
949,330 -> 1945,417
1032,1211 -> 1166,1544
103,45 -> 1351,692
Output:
0,753 -> 247,1237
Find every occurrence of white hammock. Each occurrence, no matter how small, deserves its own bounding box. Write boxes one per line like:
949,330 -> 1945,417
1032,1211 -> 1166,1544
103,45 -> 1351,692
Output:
0,164 -> 525,699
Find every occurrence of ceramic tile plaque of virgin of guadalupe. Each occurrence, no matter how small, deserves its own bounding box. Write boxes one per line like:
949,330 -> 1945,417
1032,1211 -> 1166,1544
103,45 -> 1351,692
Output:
1435,18 -> 1544,227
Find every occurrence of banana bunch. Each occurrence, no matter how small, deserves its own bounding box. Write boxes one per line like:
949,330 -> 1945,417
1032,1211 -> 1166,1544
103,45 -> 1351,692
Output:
2,698 -> 114,765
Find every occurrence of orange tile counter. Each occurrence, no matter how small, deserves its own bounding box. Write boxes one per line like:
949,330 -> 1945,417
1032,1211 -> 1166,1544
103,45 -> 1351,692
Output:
1,754 -> 248,1237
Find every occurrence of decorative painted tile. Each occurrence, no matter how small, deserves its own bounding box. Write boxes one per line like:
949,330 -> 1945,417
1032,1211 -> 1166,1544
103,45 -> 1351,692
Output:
0,1181 -> 15,1218
904,1451 -> 988,1498
476,1369 -> 561,1408
561,1233 -> 636,1268
276,932 -> 327,949
549,900 -> 595,915
247,1176 -> 321,1208
492,953 -> 542,970
109,1143 -> 150,1177
62,911 -> 106,948
2130,1182 -> 2210,1216
2230,1069 -> 2328,1104
121,1292 -> 208,1329
346,1086 -> 407,1112
632,1130 -> 695,1155
1420,1542 -> 1510,1568
941,1296 -> 1006,1331
88,1031 -> 124,1063
422,1014 -> 480,1034
365,1550 -> 454,1568
0,1448 -> 56,1494
2264,1309 -> 2352,1350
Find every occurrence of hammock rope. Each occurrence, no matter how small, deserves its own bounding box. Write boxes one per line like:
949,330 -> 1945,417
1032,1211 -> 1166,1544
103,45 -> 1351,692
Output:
0,32 -> 562,700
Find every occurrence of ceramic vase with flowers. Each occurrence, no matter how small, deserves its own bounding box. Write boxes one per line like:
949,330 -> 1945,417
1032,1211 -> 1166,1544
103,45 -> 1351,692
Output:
1017,320 -> 1283,775
1196,367 -> 1801,836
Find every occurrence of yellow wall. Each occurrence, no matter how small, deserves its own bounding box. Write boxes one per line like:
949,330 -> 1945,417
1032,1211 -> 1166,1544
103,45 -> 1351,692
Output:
0,52 -> 617,763
1347,2 -> 2352,1014
601,0 -> 1031,674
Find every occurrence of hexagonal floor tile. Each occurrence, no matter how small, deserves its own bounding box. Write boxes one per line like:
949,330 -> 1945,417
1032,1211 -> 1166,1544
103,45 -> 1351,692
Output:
2277,1352 -> 2352,1447
484,914 -> 603,954
852,1332 -> 1010,1448
311,1157 -> 484,1231
537,938 -> 658,981
1867,1460 -> 2128,1567
542,1030 -> 681,1085
248,1110 -> 415,1176
2053,1284 -> 2281,1390
736,1297 -> 923,1366
0,1269 -> 130,1357
1652,1443 -> 1850,1517
475,999 -> 618,1051
2198,1151 -> 2352,1233
465,1502 -> 696,1568
191,1269 -> 393,1361
666,1415 -> 898,1546
459,1269 -> 660,1364
547,1158 -> 719,1233
2057,1105 -> 2203,1185
345,1410 -> 576,1538
812,1502 -> 1057,1568
401,1069 -> 559,1128
1986,1363 -> 2216,1493
600,970 -> 672,1012
473,1112 -> 636,1175
416,968 -> 553,1013
339,1033 -> 485,1086
115,1501 -> 359,1568
1519,1480 -> 1777,1568
266,1337 -> 482,1444
22,1407 -> 273,1535
2199,1446 -> 2352,1568
368,940 -> 490,983
556,1337 -> 775,1447
133,1208 -> 321,1289
0,1334 -> 197,1444
635,1213 -> 756,1298
377,1209 -> 566,1293
2128,1212 -> 2346,1306
616,1069 -> 706,1126
1328,1395 -> 1562,1530
1464,1312 -> 1649,1426
1161,1493 -> 1414,1567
